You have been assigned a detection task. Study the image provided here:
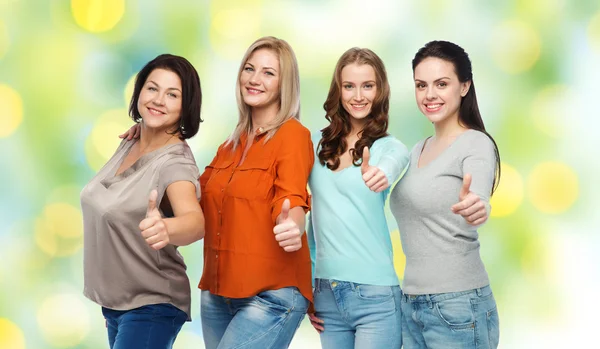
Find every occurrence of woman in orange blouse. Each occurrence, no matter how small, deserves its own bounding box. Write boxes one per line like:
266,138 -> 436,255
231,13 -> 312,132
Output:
198,36 -> 314,349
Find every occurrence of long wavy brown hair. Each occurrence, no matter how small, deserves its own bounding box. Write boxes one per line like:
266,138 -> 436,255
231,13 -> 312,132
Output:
318,48 -> 390,170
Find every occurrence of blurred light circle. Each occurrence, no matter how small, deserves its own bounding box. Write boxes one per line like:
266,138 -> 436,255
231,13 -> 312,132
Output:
71,0 -> 125,33
44,203 -> 83,239
85,108 -> 131,171
37,294 -> 90,348
490,163 -> 524,217
210,6 -> 262,59
490,20 -> 541,74
528,162 -> 579,214
0,318 -> 26,349
34,202 -> 83,257
35,217 -> 58,257
531,85 -> 573,138
0,20 -> 9,59
0,84 -> 23,138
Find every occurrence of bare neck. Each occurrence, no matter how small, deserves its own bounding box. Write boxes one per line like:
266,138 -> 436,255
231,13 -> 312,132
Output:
138,125 -> 180,152
348,118 -> 367,139
433,114 -> 467,142
250,103 -> 279,131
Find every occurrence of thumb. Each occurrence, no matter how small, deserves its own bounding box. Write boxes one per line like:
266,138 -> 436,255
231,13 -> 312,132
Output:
459,174 -> 472,200
146,189 -> 159,218
280,198 -> 290,221
361,147 -> 371,174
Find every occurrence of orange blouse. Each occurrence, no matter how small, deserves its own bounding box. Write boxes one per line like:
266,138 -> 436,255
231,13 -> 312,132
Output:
198,119 -> 314,304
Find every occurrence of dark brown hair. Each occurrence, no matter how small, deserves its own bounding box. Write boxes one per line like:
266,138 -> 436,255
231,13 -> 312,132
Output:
129,54 -> 202,139
413,41 -> 501,194
318,48 -> 390,170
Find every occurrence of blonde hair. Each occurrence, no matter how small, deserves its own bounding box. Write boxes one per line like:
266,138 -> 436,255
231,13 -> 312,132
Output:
227,36 -> 301,148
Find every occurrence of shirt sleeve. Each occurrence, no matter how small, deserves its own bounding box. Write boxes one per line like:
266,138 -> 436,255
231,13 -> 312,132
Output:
461,133 -> 497,214
157,156 -> 201,209
271,124 -> 315,223
375,137 -> 411,185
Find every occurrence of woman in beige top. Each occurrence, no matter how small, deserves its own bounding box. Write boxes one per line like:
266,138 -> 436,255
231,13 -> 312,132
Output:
80,54 -> 204,349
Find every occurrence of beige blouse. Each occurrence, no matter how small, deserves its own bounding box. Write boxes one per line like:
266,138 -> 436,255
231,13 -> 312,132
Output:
81,139 -> 200,320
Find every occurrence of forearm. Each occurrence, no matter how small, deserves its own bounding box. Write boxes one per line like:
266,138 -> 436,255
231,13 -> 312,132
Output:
164,211 -> 205,246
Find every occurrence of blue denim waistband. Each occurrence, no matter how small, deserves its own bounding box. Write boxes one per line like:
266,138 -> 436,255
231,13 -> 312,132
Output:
314,278 -> 400,292
402,285 -> 492,304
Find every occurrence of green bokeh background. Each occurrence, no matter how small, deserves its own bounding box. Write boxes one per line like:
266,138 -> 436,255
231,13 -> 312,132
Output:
1,0 -> 598,348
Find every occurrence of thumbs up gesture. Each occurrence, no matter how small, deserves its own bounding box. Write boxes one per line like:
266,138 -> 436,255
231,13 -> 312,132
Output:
451,174 -> 488,226
273,199 -> 302,252
361,147 -> 389,193
139,189 -> 170,250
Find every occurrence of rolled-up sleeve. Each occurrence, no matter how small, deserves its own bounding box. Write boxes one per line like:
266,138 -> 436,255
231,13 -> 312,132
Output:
271,125 -> 314,223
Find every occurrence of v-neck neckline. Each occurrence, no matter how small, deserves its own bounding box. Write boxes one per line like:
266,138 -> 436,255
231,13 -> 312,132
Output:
415,129 -> 472,170
101,140 -> 183,188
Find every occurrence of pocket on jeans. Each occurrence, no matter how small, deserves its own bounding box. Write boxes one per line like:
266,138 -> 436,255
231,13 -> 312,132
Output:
486,305 -> 500,348
253,287 -> 294,314
434,295 -> 476,330
356,284 -> 393,300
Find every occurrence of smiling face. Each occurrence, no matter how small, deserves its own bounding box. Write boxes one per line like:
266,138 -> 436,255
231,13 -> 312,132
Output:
136,68 -> 183,131
239,48 -> 281,110
340,63 -> 378,128
413,57 -> 471,125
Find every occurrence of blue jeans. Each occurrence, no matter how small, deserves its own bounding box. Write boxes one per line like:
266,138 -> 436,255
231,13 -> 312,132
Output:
200,287 -> 309,349
401,285 -> 500,349
313,278 -> 403,349
102,303 -> 187,349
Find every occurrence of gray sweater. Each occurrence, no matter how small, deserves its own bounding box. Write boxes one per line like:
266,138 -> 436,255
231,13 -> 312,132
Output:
390,129 -> 496,295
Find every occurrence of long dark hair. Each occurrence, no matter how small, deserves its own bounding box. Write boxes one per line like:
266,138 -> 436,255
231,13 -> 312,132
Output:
318,48 -> 390,170
413,41 -> 501,194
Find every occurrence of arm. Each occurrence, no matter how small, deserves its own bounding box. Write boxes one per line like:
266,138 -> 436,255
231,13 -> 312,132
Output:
271,125 -> 314,252
139,181 -> 204,250
451,134 -> 496,226
376,137 -> 410,185
361,137 -> 410,192
163,181 -> 205,245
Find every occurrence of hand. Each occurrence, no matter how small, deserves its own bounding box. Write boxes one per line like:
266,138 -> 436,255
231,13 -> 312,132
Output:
273,199 -> 302,252
308,312 -> 324,333
361,146 -> 389,193
451,174 -> 488,225
139,190 -> 170,250
119,123 -> 141,140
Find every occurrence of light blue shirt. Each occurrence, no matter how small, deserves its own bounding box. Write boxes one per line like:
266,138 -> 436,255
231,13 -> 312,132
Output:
307,134 -> 410,286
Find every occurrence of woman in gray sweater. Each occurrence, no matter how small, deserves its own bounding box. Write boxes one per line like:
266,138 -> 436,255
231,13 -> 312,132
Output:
390,41 -> 501,348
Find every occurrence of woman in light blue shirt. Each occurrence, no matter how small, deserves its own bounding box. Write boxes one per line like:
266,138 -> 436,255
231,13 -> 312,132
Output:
306,47 -> 409,349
